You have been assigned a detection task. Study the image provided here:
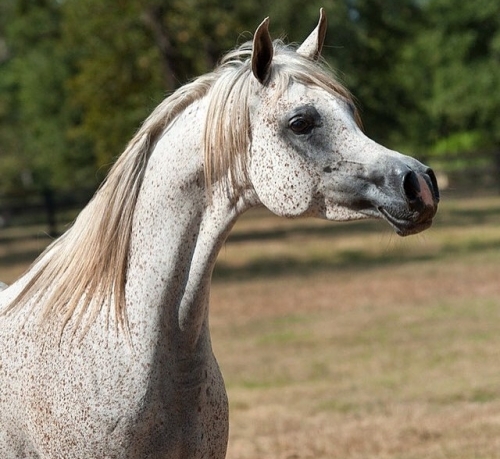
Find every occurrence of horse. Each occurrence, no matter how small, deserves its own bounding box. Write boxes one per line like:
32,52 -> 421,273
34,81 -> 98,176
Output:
0,9 -> 439,459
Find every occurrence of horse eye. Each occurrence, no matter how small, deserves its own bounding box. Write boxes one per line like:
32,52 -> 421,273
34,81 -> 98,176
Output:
289,115 -> 314,135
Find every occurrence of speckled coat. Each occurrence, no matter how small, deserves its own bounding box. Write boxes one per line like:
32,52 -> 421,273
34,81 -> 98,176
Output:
0,10 -> 438,459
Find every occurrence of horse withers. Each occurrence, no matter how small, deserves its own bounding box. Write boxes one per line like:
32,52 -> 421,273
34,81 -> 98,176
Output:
0,9 -> 438,459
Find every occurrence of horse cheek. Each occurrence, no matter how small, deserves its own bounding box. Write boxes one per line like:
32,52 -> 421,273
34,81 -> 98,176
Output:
249,147 -> 316,217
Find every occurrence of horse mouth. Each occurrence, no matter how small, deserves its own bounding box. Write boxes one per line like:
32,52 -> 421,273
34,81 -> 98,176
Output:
378,207 -> 434,237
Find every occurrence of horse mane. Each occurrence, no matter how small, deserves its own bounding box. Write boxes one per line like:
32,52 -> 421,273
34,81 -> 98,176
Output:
5,39 -> 359,337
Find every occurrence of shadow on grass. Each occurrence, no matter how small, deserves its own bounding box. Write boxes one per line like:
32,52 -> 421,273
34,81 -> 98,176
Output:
440,205 -> 500,227
2,195 -> 500,283
225,197 -> 500,245
0,226 -> 58,244
0,232 -> 52,272
213,237 -> 500,282
0,249 -> 43,268
227,219 -> 385,244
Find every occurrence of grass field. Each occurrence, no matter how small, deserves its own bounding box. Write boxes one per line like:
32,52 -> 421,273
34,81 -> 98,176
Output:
2,193 -> 500,458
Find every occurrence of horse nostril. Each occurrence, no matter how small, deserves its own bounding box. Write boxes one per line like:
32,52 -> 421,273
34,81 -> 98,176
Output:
425,168 -> 440,202
402,170 -> 421,203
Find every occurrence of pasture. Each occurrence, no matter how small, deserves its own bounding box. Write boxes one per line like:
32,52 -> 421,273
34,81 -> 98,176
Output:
2,193 -> 500,458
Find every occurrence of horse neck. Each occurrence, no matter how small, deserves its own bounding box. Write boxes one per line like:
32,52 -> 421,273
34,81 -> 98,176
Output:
125,99 -> 251,352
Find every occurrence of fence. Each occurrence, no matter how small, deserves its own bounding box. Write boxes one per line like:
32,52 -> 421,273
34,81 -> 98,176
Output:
0,188 -> 96,236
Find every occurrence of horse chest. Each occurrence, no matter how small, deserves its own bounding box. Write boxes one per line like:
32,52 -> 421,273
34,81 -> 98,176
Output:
3,330 -> 228,458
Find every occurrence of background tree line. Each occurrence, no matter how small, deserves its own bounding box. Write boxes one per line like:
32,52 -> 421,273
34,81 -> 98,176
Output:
0,0 -> 499,199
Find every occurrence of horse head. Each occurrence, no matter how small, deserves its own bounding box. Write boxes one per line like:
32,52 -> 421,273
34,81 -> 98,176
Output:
247,9 -> 439,236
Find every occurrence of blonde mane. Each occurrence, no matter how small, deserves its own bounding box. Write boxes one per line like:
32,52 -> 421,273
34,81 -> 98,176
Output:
6,40 -> 358,336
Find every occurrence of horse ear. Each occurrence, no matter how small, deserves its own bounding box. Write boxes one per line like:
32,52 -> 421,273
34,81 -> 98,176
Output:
297,8 -> 327,60
252,17 -> 273,84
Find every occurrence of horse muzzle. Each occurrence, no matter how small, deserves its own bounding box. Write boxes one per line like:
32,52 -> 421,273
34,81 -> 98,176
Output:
378,168 -> 440,236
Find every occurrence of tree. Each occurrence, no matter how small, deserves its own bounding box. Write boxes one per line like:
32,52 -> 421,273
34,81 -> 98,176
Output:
0,0 -> 97,195
2,0 -> 499,199
399,0 -> 500,174
333,0 -> 427,149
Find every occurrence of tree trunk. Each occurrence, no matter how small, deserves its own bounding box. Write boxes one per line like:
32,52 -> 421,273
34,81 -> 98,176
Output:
141,6 -> 179,90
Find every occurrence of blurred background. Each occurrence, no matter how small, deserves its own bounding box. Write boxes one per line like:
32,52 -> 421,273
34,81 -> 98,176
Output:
0,0 -> 499,236
1,2 -> 500,457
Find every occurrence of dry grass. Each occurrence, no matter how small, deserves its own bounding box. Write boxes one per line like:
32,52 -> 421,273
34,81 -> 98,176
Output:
2,194 -> 500,457
209,195 -> 500,458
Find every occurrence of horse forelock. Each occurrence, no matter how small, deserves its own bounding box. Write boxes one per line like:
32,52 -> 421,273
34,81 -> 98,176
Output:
5,39 -> 358,338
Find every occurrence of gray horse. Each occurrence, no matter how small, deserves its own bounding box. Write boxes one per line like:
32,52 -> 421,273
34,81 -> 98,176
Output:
0,10 -> 438,459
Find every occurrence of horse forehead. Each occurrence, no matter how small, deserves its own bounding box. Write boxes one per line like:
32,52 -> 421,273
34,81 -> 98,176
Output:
285,83 -> 328,100
258,83 -> 342,114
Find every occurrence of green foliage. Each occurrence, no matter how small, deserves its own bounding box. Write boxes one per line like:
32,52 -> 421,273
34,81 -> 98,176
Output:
398,0 -> 500,167
61,0 -> 164,169
0,0 -> 499,195
0,0 -> 97,193
338,0 -> 426,147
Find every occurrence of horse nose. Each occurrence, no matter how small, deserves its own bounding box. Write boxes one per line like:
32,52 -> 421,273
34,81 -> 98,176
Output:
402,168 -> 439,211
426,168 -> 440,202
402,170 -> 421,204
